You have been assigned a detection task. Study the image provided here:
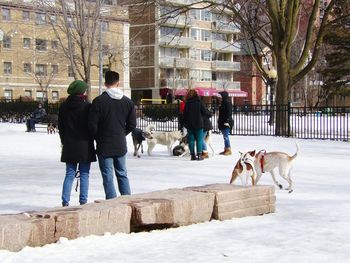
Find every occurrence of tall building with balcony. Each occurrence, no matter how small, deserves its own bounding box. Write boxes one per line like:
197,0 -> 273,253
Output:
0,0 -> 129,102
121,0 -> 246,103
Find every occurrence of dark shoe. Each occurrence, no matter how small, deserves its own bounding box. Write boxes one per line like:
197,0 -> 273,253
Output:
190,154 -> 197,161
197,153 -> 204,161
30,128 -> 36,132
62,202 -> 69,207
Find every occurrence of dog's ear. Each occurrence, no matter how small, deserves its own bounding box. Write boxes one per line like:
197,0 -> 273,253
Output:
239,151 -> 243,156
250,150 -> 256,157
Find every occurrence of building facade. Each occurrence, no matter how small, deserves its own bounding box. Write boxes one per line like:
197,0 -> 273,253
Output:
0,0 -> 130,102
122,0 -> 249,104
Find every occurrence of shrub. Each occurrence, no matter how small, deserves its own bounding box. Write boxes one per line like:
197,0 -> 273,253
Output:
142,104 -> 178,122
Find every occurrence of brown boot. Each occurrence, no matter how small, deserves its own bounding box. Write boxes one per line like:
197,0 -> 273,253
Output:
223,147 -> 232,155
220,147 -> 232,155
202,152 -> 209,159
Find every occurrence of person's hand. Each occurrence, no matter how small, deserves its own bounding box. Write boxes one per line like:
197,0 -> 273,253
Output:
224,122 -> 230,127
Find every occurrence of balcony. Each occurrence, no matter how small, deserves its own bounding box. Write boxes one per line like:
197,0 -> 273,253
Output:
161,78 -> 189,89
212,61 -> 240,71
163,0 -> 193,5
162,15 -> 192,28
212,21 -> 240,33
212,40 -> 241,53
159,35 -> 194,48
212,81 -> 241,90
159,57 -> 193,68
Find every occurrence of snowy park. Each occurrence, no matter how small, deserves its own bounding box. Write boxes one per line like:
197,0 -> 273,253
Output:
0,123 -> 349,262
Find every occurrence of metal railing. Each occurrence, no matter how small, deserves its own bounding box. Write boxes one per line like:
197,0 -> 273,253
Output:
1,99 -> 349,141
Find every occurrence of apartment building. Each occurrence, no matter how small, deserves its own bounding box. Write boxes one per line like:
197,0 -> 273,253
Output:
121,0 -> 247,104
0,0 -> 130,102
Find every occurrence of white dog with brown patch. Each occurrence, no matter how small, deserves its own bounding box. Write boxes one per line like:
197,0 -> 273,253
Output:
146,125 -> 183,155
235,141 -> 300,193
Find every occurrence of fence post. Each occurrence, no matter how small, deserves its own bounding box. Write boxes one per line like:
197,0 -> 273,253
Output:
287,100 -> 291,137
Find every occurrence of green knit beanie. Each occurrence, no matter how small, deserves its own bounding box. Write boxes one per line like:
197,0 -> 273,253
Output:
67,80 -> 88,95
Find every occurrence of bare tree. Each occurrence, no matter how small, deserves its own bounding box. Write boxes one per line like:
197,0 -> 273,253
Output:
35,0 -> 113,101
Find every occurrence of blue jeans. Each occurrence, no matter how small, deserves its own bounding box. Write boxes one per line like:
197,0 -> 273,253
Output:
221,128 -> 231,148
98,154 -> 131,199
188,128 -> 204,155
62,162 -> 90,206
202,131 -> 207,152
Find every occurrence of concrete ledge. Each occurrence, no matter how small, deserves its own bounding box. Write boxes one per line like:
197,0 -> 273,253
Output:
113,189 -> 215,231
0,184 -> 275,251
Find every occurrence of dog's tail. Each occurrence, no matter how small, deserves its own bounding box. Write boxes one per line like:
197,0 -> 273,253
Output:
145,124 -> 156,133
290,139 -> 300,160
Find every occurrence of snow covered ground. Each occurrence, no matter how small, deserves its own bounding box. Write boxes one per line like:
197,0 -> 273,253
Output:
0,123 -> 349,263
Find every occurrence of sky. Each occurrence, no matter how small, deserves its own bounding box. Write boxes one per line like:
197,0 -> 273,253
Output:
0,123 -> 349,263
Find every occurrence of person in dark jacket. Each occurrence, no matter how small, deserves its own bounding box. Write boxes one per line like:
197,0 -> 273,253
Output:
183,89 -> 207,161
217,90 -> 233,155
88,71 -> 136,199
58,80 -> 96,207
201,102 -> 213,159
26,102 -> 47,132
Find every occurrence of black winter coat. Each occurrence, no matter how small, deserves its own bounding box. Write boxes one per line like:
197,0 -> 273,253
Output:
58,95 -> 96,163
218,91 -> 233,130
32,108 -> 46,121
183,97 -> 207,130
203,106 -> 213,132
88,91 -> 136,157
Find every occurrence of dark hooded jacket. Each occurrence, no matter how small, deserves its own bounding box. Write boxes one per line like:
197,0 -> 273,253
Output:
58,95 -> 96,163
32,107 -> 46,121
218,91 -> 233,130
88,88 -> 136,157
183,97 -> 207,130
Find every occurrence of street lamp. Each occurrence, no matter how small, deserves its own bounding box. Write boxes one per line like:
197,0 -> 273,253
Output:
267,68 -> 277,125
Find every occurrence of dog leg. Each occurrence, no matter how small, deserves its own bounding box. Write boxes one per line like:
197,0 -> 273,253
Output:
280,167 -> 293,193
270,170 -> 283,189
230,170 -> 239,184
147,142 -> 155,156
136,144 -> 142,158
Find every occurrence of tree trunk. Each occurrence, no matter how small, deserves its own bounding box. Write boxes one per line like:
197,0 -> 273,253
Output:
275,58 -> 291,137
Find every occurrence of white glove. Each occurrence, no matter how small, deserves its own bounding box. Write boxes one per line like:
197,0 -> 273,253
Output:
224,122 -> 230,127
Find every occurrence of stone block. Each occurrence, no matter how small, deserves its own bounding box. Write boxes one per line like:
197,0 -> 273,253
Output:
216,204 -> 276,220
115,189 -> 215,231
184,184 -> 276,221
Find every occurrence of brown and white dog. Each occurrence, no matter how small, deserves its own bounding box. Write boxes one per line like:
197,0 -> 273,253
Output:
236,141 -> 300,193
230,151 -> 257,186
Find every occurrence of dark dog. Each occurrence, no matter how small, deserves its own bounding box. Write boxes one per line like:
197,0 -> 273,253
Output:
173,136 -> 189,157
42,114 -> 58,134
132,128 -> 153,158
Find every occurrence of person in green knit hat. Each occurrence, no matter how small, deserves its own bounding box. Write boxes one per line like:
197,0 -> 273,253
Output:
58,80 -> 96,207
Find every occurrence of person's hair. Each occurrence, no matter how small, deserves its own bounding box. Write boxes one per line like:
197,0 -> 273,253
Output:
105,71 -> 119,86
185,89 -> 198,100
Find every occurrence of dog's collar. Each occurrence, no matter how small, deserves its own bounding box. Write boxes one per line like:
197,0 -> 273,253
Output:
258,150 -> 266,173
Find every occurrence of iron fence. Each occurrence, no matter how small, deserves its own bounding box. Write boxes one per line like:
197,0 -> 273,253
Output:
1,99 -> 349,141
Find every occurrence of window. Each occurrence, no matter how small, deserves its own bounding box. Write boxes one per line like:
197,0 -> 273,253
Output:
22,11 -> 30,21
191,28 -> 200,41
2,8 -> 10,21
4,62 -> 12,74
3,36 -> 11,48
52,91 -> 59,101
189,9 -> 200,20
68,65 -> 74,77
23,38 -> 31,48
36,91 -> 47,102
190,48 -> 200,60
67,17 -> 74,28
201,9 -> 211,21
51,40 -> 58,49
35,64 -> 47,76
160,26 -> 181,37
201,50 -> 211,61
36,39 -> 47,51
190,70 -> 200,81
4,89 -> 13,100
201,30 -> 211,42
36,13 -> 46,25
24,63 -> 32,73
201,70 -> 211,81
24,90 -> 32,98
51,64 -> 58,75
101,21 -> 109,32
160,47 -> 179,57
48,15 -> 56,24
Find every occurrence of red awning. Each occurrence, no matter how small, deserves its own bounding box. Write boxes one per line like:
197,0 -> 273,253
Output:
174,87 -> 247,97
